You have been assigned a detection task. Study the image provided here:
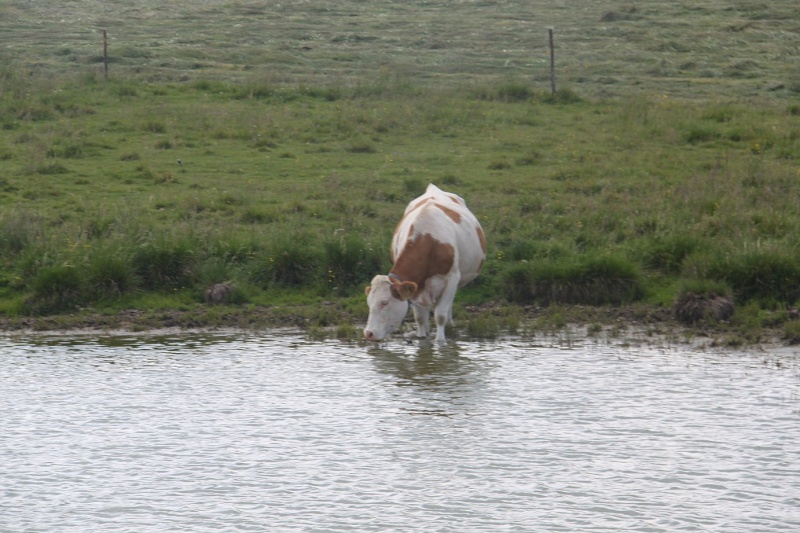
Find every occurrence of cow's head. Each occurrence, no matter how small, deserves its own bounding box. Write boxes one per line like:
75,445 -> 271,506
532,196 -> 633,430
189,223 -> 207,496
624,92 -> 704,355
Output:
363,275 -> 416,341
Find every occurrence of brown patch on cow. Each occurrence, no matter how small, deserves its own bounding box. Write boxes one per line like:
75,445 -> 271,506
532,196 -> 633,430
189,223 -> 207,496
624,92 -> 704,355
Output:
445,193 -> 465,206
434,202 -> 462,224
406,197 -> 432,215
476,226 -> 487,254
391,233 -> 455,296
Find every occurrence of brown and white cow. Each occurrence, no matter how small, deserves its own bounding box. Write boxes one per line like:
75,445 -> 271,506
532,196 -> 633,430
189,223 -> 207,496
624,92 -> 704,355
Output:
364,183 -> 486,343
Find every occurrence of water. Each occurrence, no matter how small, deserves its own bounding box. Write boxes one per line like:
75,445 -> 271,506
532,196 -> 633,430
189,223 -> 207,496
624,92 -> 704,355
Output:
2,331 -> 799,532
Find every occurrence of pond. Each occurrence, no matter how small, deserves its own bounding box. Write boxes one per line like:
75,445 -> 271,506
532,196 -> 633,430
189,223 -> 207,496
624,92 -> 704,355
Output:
2,331 -> 799,532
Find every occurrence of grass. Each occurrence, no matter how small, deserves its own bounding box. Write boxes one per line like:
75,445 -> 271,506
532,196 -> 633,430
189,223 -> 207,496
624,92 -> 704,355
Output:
0,0 -> 799,344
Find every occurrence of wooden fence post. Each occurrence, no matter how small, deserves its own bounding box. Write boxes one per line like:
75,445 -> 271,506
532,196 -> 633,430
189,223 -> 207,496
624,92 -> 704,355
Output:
548,28 -> 556,96
103,30 -> 109,79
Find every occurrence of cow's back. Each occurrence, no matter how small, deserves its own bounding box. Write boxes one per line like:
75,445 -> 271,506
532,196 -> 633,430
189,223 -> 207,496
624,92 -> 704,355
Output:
392,187 -> 485,285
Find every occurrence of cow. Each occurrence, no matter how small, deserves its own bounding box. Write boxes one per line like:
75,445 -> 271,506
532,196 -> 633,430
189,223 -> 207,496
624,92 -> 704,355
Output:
364,183 -> 486,343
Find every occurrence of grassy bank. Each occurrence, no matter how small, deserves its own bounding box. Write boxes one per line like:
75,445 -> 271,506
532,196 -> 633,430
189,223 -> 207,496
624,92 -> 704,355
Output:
1,0 -> 799,345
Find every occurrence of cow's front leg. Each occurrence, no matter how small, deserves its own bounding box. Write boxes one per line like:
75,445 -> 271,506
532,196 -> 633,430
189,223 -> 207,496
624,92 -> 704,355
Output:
433,304 -> 452,343
412,303 -> 430,338
433,280 -> 459,343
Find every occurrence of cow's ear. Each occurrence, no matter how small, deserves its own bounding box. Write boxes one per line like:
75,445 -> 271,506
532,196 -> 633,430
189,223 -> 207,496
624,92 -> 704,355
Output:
391,281 -> 417,300
364,285 -> 372,296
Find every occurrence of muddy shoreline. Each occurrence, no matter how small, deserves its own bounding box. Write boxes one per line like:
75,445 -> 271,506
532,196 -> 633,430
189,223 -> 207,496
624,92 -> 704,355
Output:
0,303 -> 792,351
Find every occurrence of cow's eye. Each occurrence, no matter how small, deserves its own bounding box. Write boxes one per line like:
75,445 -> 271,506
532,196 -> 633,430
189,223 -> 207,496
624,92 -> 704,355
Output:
380,300 -> 389,308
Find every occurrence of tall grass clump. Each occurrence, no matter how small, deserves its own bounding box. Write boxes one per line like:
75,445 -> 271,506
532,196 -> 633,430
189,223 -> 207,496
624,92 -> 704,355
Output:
322,234 -> 386,290
501,254 -> 644,306
702,248 -> 800,304
86,245 -> 138,299
27,264 -> 85,314
636,234 -> 704,275
132,235 -> 196,290
0,211 -> 44,259
249,233 -> 320,287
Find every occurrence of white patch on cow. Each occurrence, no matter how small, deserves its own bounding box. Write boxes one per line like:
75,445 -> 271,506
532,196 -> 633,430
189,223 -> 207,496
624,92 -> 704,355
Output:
364,183 -> 485,343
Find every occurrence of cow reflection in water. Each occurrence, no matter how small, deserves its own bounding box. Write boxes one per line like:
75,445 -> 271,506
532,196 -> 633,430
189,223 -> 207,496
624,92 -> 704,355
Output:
367,341 -> 490,417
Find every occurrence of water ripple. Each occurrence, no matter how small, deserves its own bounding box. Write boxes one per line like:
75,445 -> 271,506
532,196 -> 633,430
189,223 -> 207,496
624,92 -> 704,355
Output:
1,333 -> 799,532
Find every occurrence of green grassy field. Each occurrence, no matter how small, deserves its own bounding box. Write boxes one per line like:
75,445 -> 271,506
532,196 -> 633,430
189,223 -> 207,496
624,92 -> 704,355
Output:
4,0 -> 799,100
1,0 -> 799,344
